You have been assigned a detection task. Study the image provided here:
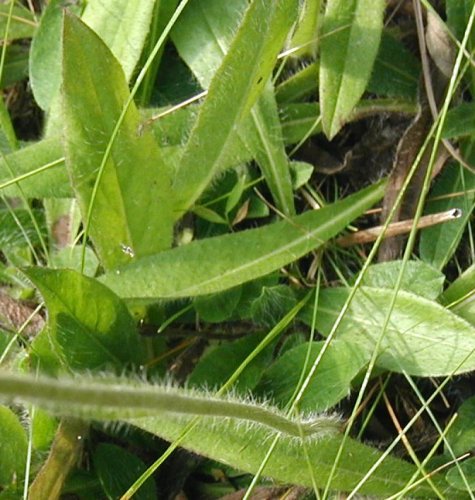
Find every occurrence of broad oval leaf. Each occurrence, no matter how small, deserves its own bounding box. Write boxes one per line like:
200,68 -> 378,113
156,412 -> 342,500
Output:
302,286 -> 475,376
24,267 -> 144,372
100,181 -> 385,299
62,13 -> 174,269
320,0 -> 385,139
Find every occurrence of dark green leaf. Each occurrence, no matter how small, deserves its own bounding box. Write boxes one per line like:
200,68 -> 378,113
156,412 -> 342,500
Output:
189,333 -> 274,392
24,267 -> 144,372
93,443 -> 156,500
255,339 -> 369,412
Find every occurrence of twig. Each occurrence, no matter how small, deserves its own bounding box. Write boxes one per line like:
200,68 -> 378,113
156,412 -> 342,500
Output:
336,208 -> 462,247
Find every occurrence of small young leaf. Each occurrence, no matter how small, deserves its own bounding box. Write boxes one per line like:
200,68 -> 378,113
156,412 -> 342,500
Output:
320,0 -> 385,138
93,443 -> 156,500
100,181 -> 385,299
24,267 -> 144,372
302,286 -> 475,376
62,13 -> 174,269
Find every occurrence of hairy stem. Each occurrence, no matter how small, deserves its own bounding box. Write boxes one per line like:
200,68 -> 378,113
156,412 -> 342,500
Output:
0,371 -> 340,439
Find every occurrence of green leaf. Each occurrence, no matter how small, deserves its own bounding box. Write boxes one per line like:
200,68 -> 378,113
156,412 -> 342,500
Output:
194,287 -> 242,323
320,0 -> 385,138
445,396 -> 475,456
189,333 -> 274,393
441,263 -> 475,306
0,371 -> 455,497
440,264 -> 475,326
367,31 -> 420,99
0,137 -> 68,198
24,267 -> 144,372
62,13 -> 174,269
132,415 -> 450,497
420,160 -> 475,270
442,102 -> 475,139
250,284 -> 296,327
0,4 -> 36,41
302,286 -> 475,376
0,405 -> 27,487
100,181 -> 385,299
275,62 -> 319,104
172,0 -> 295,215
29,0 -> 78,111
255,339 -> 369,412
289,0 -> 321,58
172,0 -> 299,214
0,208 -> 46,249
81,0 -> 156,82
0,45 -> 29,89
358,261 -> 445,300
446,457 -> 475,491
93,443 -> 156,500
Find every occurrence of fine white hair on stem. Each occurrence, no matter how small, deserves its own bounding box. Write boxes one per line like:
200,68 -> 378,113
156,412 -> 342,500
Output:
0,371 -> 341,441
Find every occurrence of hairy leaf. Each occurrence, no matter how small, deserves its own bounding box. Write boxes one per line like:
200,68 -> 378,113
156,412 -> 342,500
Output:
100,181 -> 385,299
172,0 -> 299,215
62,13 -> 174,269
302,286 -> 475,376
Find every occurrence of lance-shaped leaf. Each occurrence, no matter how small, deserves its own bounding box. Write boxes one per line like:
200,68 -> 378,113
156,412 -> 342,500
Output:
172,0 -> 299,216
100,181 -> 385,299
62,13 -> 174,269
0,371 -> 455,497
172,0 -> 295,215
320,0 -> 385,139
